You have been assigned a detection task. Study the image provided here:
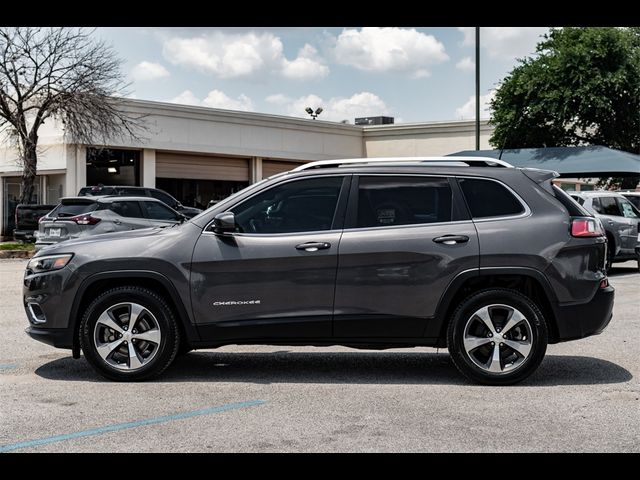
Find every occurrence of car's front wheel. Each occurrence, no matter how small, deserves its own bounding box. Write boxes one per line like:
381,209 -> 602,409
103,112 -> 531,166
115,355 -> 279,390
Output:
447,288 -> 548,385
79,286 -> 180,381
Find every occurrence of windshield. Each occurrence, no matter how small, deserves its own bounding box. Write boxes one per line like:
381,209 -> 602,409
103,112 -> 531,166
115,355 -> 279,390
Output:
50,202 -> 98,218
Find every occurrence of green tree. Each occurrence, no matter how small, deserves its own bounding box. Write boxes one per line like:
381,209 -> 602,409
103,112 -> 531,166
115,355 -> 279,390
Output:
490,27 -> 640,189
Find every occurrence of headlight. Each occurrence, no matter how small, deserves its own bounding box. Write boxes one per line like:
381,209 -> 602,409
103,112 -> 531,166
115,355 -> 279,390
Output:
27,254 -> 73,273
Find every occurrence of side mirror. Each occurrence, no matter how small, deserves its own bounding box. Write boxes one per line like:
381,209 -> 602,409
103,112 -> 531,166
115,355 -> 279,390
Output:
212,211 -> 236,234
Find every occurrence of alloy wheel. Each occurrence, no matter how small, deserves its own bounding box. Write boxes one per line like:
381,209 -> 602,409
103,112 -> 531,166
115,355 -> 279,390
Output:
93,302 -> 162,371
462,304 -> 533,375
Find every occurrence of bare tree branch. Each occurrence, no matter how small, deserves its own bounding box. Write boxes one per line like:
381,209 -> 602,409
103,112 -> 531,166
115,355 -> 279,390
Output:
0,27 -> 147,204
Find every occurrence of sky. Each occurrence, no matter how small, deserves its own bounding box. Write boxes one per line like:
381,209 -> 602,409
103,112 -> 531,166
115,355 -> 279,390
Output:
97,27 -> 550,124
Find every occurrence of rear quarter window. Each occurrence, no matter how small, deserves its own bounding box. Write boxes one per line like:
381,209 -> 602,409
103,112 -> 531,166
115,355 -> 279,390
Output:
552,186 -> 590,216
459,178 -> 525,219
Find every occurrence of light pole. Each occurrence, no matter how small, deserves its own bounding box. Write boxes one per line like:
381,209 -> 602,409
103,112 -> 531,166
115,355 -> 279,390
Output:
475,26 -> 480,151
305,107 -> 323,120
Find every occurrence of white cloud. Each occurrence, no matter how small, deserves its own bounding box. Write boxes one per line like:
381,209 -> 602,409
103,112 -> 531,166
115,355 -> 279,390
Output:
459,27 -> 548,60
267,91 -> 391,123
169,90 -> 201,106
163,31 -> 328,80
281,44 -> 329,80
130,61 -> 170,82
202,90 -> 253,111
265,93 -> 290,105
168,89 -> 253,111
456,56 -> 475,73
331,27 -> 448,77
455,89 -> 496,120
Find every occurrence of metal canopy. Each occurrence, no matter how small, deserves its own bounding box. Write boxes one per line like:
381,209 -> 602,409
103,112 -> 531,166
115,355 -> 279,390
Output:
449,146 -> 640,177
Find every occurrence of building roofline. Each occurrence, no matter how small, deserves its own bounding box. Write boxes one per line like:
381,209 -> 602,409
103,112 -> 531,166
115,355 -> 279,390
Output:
120,98 -> 363,135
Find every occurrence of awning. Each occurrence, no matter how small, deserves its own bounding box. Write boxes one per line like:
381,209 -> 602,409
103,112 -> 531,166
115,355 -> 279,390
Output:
448,146 -> 640,177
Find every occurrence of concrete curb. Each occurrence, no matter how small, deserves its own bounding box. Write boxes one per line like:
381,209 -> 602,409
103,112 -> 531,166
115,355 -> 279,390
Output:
0,250 -> 34,259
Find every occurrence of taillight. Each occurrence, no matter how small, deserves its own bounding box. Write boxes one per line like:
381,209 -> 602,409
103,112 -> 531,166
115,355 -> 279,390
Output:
69,214 -> 101,225
38,216 -> 46,224
571,217 -> 604,237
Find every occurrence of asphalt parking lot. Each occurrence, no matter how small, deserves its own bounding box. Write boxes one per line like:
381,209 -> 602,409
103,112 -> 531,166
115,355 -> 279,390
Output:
0,258 -> 638,452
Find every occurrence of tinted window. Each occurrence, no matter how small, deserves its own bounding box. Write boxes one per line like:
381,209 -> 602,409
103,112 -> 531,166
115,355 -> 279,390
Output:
356,176 -> 452,228
78,186 -> 116,196
571,195 -> 586,205
118,187 -> 145,196
623,195 -> 640,209
110,201 -> 144,218
617,197 -> 640,219
552,186 -> 590,215
596,197 -> 622,216
231,177 -> 343,234
149,189 -> 177,207
142,201 -> 179,221
459,178 -> 525,218
51,202 -> 98,218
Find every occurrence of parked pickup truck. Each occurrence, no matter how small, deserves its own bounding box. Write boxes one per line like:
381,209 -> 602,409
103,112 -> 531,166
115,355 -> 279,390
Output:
13,204 -> 56,242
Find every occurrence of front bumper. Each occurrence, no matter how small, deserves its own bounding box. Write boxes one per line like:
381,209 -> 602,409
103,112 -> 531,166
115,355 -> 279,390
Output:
553,284 -> 615,342
25,326 -> 74,349
23,265 -> 80,351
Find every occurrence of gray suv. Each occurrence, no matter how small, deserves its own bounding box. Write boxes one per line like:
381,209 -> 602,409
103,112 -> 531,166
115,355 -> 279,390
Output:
35,196 -> 186,251
570,191 -> 640,272
23,157 -> 614,385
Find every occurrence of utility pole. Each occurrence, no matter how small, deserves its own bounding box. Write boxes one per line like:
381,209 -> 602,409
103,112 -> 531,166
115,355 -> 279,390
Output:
475,26 -> 480,151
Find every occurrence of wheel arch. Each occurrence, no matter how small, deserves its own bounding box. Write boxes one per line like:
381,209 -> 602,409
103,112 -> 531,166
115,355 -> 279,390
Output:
70,271 -> 199,357
428,267 -> 560,347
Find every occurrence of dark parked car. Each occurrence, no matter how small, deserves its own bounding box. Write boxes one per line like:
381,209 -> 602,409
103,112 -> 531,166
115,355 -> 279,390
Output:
35,196 -> 186,251
13,204 -> 56,242
570,191 -> 640,272
24,157 -> 613,385
78,185 -> 202,219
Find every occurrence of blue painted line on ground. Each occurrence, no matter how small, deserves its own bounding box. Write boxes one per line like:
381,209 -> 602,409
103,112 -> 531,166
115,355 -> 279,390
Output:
0,364 -> 17,369
0,399 -> 266,453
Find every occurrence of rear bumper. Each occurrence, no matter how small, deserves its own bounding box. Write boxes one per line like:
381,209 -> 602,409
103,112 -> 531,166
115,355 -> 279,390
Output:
553,285 -> 615,342
13,229 -> 36,242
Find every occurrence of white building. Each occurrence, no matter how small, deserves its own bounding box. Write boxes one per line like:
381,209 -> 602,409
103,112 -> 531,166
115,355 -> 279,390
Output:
0,99 -> 492,237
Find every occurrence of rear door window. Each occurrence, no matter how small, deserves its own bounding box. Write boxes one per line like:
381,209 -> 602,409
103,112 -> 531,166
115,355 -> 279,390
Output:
355,176 -> 452,228
459,178 -> 525,218
109,201 -> 144,218
597,197 -> 622,216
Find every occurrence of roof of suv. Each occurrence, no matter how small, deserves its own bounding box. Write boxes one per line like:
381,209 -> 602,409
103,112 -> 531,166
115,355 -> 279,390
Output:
60,195 -> 169,204
272,156 -> 558,182
570,191 -> 627,198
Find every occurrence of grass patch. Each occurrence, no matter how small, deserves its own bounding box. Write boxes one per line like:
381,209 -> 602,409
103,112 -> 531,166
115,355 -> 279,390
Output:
0,242 -> 35,251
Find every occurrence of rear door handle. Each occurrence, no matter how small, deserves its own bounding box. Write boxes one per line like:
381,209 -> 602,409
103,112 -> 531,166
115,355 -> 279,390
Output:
433,235 -> 469,245
113,219 -> 122,225
295,242 -> 331,252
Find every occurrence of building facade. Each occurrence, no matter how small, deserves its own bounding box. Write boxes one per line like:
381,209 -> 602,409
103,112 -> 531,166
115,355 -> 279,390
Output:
0,99 -> 492,237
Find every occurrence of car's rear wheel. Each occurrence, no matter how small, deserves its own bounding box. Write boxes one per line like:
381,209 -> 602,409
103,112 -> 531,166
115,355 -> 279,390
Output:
80,286 -> 180,381
447,288 -> 548,385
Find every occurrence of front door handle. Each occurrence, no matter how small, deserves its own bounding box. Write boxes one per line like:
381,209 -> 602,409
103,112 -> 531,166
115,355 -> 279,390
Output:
433,235 -> 469,245
295,242 -> 331,252
113,219 -> 122,225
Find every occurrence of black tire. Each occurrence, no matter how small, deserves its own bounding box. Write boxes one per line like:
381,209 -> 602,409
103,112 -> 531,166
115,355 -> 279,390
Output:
447,288 -> 548,386
605,236 -> 614,274
79,286 -> 180,381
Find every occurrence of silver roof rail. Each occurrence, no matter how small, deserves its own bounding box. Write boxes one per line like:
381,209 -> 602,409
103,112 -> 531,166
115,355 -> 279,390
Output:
291,156 -> 514,172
